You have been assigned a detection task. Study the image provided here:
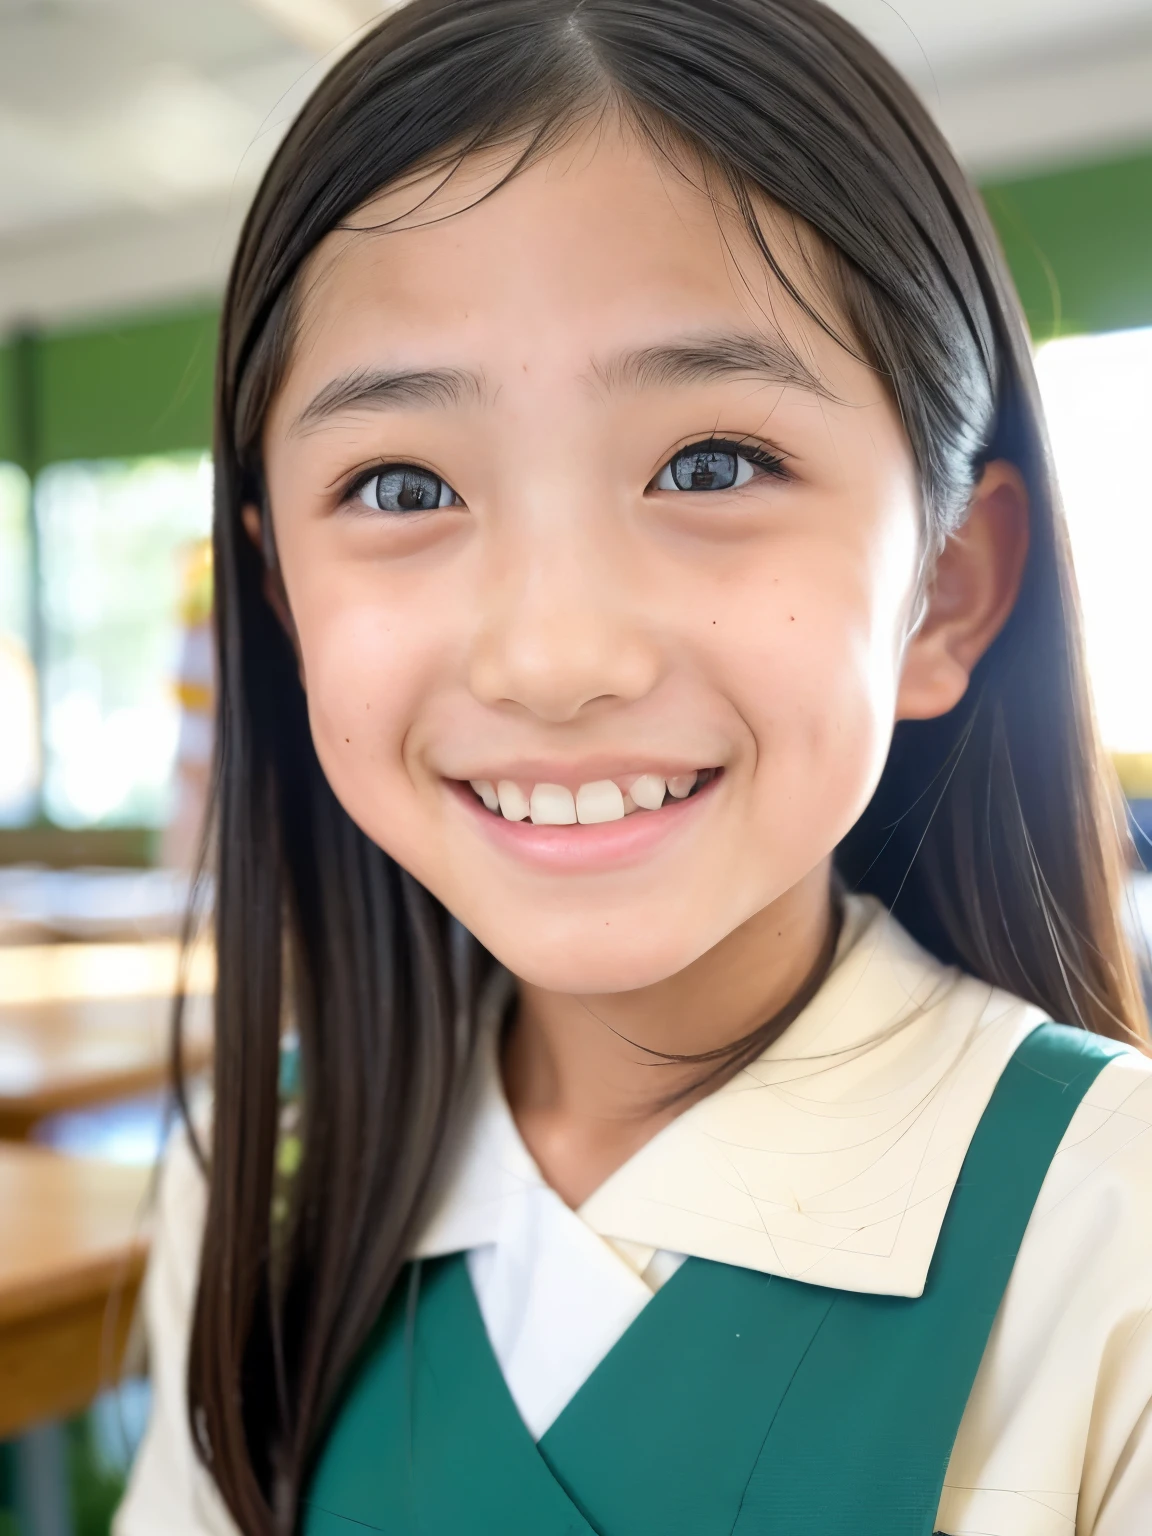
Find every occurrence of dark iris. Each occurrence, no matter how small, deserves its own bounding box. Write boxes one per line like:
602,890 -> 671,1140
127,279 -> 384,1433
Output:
373,466 -> 445,511
670,448 -> 740,491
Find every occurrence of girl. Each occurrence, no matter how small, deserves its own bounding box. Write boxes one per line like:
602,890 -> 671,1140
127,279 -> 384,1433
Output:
117,1 -> 1152,1533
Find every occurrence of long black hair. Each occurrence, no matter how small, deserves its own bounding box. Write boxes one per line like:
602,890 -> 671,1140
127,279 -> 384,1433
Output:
181,1 -> 1147,1527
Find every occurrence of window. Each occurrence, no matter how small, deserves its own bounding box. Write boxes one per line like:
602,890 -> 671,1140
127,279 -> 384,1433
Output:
0,463 -> 37,825
36,453 -> 213,827
1035,327 -> 1152,753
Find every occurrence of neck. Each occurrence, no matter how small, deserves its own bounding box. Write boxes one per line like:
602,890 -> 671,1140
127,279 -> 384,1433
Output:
502,862 -> 837,1207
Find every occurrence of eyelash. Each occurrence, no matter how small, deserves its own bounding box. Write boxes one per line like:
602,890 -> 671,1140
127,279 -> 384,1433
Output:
336,434 -> 790,512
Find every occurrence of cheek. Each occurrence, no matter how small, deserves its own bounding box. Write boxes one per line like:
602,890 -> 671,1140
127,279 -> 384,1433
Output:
291,579 -> 439,808
723,541 -> 910,846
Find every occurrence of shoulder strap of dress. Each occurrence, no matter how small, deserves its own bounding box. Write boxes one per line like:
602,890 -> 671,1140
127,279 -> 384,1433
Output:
731,1020 -> 1127,1536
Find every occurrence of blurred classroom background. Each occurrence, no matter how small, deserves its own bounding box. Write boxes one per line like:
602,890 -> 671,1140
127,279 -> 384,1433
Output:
0,0 -> 1151,1532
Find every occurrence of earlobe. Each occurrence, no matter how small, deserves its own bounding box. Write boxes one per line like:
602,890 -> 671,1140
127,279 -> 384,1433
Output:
241,504 -> 263,554
895,460 -> 1030,722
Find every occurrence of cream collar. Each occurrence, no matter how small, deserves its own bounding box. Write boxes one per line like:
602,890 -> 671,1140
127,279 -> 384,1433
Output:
415,895 -> 1045,1298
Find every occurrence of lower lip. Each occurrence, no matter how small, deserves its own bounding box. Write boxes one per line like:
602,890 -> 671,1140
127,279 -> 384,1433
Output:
447,775 -> 721,873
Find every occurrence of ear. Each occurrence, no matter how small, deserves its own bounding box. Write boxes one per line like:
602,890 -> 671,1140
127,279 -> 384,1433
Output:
241,503 -> 304,677
896,460 -> 1030,721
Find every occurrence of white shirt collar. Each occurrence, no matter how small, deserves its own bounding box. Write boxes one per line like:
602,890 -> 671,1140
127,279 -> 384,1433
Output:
414,895 -> 1045,1298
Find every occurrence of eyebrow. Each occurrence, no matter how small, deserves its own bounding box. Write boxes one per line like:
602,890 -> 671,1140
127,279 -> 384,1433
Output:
292,364 -> 486,433
590,331 -> 833,399
293,328 -> 830,434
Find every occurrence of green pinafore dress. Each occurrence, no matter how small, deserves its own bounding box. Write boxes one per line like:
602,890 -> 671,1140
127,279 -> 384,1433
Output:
302,1023 -> 1123,1536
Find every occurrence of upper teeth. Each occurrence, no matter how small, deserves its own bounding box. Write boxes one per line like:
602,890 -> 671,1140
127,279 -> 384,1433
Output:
630,773 -> 666,810
575,781 -> 624,823
472,781 -> 501,813
468,772 -> 700,824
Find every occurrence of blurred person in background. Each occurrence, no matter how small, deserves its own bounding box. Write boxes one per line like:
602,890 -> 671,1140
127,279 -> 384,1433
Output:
161,538 -> 215,872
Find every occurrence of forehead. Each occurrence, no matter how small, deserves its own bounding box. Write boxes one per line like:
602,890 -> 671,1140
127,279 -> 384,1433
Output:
282,123 -> 871,409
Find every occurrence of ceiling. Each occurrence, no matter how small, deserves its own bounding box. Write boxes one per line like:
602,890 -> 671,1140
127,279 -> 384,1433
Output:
1,0 -> 1151,330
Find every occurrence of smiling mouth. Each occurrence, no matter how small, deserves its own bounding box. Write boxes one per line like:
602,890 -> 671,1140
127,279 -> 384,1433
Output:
462,768 -> 720,825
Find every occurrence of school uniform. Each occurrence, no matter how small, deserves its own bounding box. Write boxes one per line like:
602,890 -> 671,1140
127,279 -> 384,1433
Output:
116,895 -> 1152,1536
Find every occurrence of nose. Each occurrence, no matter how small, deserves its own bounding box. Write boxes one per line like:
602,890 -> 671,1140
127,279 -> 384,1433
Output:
468,533 -> 661,724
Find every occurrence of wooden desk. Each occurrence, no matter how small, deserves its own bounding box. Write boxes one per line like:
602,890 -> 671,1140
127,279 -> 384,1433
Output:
0,940 -> 213,1140
0,994 -> 212,1140
0,1144 -> 150,1438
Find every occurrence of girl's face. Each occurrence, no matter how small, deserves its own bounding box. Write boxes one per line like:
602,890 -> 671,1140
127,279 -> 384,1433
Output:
261,127 -> 940,993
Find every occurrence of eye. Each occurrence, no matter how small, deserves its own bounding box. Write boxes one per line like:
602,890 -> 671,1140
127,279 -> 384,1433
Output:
653,438 -> 784,492
355,464 -> 460,513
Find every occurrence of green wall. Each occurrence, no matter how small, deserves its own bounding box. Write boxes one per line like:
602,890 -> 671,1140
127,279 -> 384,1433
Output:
984,148 -> 1152,340
0,144 -> 1150,469
0,347 -> 12,463
0,306 -> 218,472
35,308 -> 218,467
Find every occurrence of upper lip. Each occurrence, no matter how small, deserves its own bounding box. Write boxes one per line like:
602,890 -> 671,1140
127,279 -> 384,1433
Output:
442,759 -> 715,788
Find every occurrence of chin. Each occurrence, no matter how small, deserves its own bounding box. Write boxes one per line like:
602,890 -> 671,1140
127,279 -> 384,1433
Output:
468,918 -> 712,996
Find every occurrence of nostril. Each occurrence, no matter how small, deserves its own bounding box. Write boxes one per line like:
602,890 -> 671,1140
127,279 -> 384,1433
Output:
467,619 -> 662,722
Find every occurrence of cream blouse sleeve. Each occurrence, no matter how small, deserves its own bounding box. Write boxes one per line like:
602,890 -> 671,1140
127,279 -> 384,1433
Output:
113,1124 -> 240,1536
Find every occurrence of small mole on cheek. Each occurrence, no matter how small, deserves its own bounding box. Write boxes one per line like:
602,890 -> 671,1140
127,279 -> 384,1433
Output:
789,615 -> 795,622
